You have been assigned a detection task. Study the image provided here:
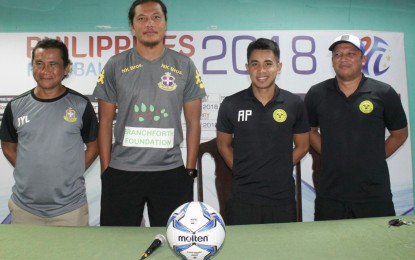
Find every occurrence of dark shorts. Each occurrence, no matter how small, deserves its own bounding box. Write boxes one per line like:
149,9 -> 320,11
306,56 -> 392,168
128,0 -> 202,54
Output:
100,166 -> 194,227
314,196 -> 396,221
225,199 -> 297,225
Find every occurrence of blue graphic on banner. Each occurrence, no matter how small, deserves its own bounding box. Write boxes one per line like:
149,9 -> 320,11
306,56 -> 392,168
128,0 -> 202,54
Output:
362,36 -> 391,76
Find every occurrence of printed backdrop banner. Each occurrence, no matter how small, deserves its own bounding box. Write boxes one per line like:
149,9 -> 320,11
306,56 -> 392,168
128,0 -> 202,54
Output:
0,31 -> 412,224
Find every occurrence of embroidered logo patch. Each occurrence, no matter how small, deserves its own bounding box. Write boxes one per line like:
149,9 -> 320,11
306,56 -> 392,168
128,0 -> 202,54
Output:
64,107 -> 77,122
359,100 -> 374,114
273,109 -> 287,123
158,72 -> 177,91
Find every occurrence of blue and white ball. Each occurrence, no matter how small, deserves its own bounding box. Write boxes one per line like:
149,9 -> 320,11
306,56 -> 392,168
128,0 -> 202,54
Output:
166,201 -> 226,260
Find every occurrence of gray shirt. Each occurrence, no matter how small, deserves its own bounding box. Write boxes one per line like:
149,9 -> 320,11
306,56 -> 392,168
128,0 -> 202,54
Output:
0,88 -> 98,217
93,48 -> 206,171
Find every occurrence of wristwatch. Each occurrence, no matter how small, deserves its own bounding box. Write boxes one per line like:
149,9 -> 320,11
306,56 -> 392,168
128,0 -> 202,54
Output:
186,168 -> 198,178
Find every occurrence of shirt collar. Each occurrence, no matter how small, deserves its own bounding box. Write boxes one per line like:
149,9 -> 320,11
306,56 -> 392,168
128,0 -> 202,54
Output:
245,84 -> 282,103
330,74 -> 371,94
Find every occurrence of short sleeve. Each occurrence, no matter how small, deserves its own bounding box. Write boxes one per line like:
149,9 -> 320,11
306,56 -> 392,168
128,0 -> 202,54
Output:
0,102 -> 18,143
216,97 -> 234,134
81,101 -> 98,143
93,58 -> 117,104
293,99 -> 310,134
304,87 -> 319,128
183,59 -> 206,102
383,87 -> 407,131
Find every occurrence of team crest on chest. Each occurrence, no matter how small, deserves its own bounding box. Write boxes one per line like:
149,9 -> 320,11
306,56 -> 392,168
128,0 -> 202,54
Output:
359,100 -> 374,114
158,72 -> 177,91
64,107 -> 78,122
273,109 -> 287,123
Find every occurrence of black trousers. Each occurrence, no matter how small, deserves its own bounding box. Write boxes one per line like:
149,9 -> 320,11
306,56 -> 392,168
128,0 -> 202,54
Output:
100,166 -> 194,227
225,199 -> 297,225
314,196 -> 395,221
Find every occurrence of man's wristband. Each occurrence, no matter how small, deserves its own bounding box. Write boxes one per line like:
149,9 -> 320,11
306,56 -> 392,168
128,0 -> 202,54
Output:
186,168 -> 198,178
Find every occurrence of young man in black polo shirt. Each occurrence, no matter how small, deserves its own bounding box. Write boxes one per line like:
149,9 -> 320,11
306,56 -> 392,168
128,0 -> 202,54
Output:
216,38 -> 310,225
304,34 -> 408,220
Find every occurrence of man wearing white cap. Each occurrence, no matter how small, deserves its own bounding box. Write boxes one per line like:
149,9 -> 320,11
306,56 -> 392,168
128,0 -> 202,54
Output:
304,34 -> 408,220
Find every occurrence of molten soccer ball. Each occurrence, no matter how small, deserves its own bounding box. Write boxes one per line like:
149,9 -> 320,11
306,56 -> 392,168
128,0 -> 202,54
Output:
166,201 -> 226,260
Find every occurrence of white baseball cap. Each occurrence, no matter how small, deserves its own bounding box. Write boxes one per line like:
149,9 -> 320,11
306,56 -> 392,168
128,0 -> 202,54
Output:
328,34 -> 365,54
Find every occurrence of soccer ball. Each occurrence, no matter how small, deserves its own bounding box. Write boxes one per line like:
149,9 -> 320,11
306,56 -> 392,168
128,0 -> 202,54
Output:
166,201 -> 226,260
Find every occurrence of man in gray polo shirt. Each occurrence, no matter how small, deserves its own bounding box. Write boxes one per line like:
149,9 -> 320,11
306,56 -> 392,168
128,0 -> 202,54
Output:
94,0 -> 206,227
0,38 -> 98,226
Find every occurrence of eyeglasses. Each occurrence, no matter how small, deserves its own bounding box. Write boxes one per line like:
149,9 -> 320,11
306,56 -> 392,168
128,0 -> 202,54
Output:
332,51 -> 361,59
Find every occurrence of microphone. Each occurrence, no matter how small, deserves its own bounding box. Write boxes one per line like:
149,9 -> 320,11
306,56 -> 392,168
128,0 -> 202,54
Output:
140,234 -> 166,260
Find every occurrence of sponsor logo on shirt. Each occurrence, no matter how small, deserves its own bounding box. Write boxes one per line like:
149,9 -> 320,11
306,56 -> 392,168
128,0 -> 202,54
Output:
132,103 -> 169,122
195,70 -> 205,89
123,127 -> 174,148
17,115 -> 30,127
97,69 -> 105,85
359,100 -> 374,114
64,107 -> 78,122
273,109 -> 287,123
